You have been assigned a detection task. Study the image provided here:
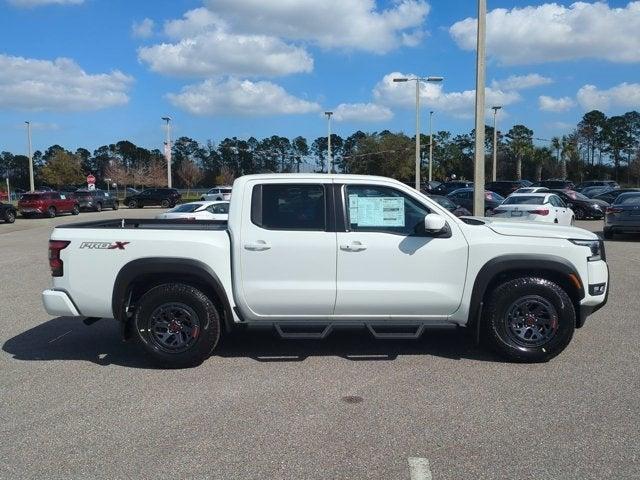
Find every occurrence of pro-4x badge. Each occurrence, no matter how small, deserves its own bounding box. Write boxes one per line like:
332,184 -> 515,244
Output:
79,241 -> 130,250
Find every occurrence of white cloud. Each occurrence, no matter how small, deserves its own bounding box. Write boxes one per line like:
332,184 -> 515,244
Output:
450,2 -> 640,64
491,74 -> 552,91
372,72 -> 520,119
332,103 -> 393,122
166,78 -> 321,116
138,8 -> 313,77
132,18 -> 155,39
539,95 -> 576,112
0,54 -> 133,111
8,0 -> 82,6
577,83 -> 640,111
205,0 -> 430,53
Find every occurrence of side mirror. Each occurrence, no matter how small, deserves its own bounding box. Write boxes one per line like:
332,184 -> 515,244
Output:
424,213 -> 447,233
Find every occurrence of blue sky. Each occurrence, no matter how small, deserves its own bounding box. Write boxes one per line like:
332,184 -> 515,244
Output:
0,0 -> 638,155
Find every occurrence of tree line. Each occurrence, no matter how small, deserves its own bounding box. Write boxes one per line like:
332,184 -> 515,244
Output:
1,109 -> 639,192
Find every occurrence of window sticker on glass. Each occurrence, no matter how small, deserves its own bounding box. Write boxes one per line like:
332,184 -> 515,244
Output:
354,197 -> 405,227
348,194 -> 359,224
60,195 -> 66,200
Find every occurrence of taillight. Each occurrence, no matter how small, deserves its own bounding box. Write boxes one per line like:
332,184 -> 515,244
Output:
49,240 -> 70,277
528,209 -> 549,216
606,207 -> 622,214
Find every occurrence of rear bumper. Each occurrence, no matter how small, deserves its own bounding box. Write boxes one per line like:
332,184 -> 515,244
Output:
42,289 -> 81,317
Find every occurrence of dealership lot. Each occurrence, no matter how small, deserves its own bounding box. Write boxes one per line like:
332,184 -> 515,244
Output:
1,211 -> 639,479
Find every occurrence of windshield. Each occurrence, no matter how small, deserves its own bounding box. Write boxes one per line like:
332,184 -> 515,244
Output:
503,196 -> 546,205
220,188 -> 232,194
168,203 -> 203,213
616,194 -> 640,205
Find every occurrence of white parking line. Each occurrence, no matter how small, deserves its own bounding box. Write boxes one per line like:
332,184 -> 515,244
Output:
408,457 -> 432,480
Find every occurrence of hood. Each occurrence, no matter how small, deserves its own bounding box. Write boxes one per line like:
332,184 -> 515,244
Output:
477,217 -> 598,240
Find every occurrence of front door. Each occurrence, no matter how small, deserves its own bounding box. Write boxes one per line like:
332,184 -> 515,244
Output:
238,181 -> 337,319
335,184 -> 469,319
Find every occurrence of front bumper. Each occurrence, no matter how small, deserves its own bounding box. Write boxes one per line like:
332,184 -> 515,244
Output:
577,262 -> 609,327
42,289 -> 81,317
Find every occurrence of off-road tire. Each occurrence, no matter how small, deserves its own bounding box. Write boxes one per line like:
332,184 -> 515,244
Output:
483,277 -> 575,362
134,283 -> 221,368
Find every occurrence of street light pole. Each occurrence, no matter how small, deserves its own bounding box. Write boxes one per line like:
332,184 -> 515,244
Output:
473,0 -> 487,216
162,117 -> 172,188
25,121 -> 34,191
325,111 -> 333,173
491,106 -> 502,182
393,76 -> 443,190
429,111 -> 434,182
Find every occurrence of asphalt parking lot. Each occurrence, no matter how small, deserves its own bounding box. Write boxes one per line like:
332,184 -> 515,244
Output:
1,210 -> 639,480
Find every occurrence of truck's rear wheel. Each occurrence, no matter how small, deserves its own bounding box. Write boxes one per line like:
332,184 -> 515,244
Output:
483,277 -> 575,362
134,283 -> 221,368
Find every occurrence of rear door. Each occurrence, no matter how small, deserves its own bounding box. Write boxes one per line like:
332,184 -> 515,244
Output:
335,183 -> 468,318
237,180 -> 337,319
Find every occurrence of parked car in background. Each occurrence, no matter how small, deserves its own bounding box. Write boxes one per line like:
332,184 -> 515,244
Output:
548,189 -> 606,220
512,187 -> 549,194
0,201 -> 17,223
575,180 -> 619,192
446,188 -> 504,216
420,181 -> 442,194
18,192 -> 79,218
592,188 -> 640,205
427,195 -> 472,217
493,193 -> 574,225
74,189 -> 119,212
201,186 -> 232,201
432,181 -> 474,196
533,180 -> 576,190
603,192 -> 640,239
485,180 -> 530,198
124,188 -> 181,208
155,201 -> 229,221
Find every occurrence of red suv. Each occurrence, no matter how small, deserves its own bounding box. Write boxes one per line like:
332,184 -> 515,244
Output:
18,192 -> 80,218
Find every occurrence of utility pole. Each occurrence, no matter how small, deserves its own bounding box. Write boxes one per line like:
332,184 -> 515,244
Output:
473,0 -> 487,216
429,111 -> 434,182
392,76 -> 443,190
162,117 -> 172,188
25,121 -> 34,191
491,106 -> 502,182
325,111 -> 333,173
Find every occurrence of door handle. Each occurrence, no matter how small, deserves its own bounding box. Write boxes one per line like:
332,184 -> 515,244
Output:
244,240 -> 271,251
340,241 -> 367,252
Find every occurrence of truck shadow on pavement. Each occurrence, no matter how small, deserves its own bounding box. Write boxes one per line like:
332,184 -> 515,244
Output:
3,316 -> 500,369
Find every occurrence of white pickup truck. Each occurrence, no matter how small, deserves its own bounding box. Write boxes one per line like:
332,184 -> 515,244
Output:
43,174 -> 609,367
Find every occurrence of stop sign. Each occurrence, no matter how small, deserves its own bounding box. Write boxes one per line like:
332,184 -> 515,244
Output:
87,174 -> 96,184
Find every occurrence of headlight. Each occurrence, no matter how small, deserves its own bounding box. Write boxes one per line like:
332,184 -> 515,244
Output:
569,239 -> 605,261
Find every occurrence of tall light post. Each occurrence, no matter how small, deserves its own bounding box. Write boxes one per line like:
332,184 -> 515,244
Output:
473,0 -> 487,216
25,121 -> 34,191
428,110 -> 435,182
393,76 -> 444,190
491,106 -> 502,182
161,116 -> 172,188
324,111 -> 333,173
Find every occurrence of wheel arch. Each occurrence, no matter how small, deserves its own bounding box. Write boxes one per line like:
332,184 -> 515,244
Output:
112,257 -> 234,335
468,254 -> 586,332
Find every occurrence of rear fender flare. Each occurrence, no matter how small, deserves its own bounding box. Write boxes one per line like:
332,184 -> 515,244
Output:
112,257 -> 234,332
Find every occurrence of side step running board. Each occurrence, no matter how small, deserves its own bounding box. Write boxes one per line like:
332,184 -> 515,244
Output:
274,324 -> 333,340
367,324 -> 426,339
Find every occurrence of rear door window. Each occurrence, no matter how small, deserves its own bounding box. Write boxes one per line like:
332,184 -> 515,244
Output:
252,184 -> 326,230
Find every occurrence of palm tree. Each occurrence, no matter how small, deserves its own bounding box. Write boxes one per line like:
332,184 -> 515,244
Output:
551,136 -> 561,166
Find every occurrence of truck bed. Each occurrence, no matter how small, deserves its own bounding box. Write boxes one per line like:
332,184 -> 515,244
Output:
55,218 -> 228,231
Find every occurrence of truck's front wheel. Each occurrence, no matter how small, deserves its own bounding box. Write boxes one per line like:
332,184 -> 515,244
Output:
483,277 -> 575,362
134,283 -> 221,368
